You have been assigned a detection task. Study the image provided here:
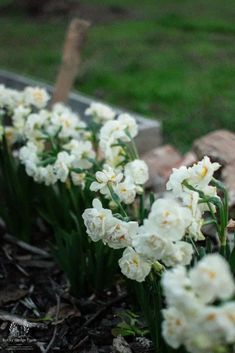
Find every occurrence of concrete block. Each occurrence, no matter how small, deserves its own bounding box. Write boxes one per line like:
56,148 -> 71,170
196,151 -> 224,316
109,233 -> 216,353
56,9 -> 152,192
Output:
0,69 -> 162,154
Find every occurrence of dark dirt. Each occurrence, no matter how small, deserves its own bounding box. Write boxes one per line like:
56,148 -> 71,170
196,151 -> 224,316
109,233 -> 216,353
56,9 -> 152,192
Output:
0,228 -> 154,353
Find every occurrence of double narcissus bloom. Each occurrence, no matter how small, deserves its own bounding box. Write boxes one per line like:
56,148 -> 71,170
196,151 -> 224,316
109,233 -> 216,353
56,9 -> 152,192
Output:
83,157 -> 222,283
161,254 -> 235,353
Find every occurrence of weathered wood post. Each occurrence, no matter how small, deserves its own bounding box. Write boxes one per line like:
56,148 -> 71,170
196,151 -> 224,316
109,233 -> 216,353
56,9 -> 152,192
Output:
52,18 -> 90,105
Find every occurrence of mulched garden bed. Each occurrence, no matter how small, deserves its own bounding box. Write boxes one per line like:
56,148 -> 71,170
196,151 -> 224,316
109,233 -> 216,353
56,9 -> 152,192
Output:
0,226 -> 153,353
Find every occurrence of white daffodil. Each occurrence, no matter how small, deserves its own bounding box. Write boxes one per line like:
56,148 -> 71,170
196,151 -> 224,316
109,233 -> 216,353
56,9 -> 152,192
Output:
162,307 -> 187,349
71,171 -> 86,188
161,241 -> 193,268
12,105 -> 30,136
82,198 -> 114,242
99,113 -> 138,151
23,86 -> 49,109
53,151 -> 74,182
166,165 -> 190,196
115,177 -> 137,204
124,159 -> 149,185
161,254 -> 235,353
90,164 -> 123,195
133,224 -> 173,262
188,156 -> 220,190
147,198 -> 192,241
0,84 -> 22,110
118,247 -> 151,282
85,102 -> 116,123
104,220 -> 138,249
65,140 -> 95,170
189,254 -> 235,304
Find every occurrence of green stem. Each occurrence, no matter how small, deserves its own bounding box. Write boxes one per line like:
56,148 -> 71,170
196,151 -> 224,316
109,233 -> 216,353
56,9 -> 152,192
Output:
107,183 -> 128,218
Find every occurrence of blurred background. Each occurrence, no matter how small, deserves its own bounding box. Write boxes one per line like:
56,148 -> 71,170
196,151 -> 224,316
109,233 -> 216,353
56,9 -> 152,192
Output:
0,0 -> 235,151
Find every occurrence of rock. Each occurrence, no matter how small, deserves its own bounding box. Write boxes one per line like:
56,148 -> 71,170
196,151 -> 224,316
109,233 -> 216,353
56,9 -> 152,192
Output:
193,130 -> 235,208
141,145 -> 183,192
222,163 -> 235,207
178,151 -> 197,168
193,130 -> 235,165
113,336 -> 132,353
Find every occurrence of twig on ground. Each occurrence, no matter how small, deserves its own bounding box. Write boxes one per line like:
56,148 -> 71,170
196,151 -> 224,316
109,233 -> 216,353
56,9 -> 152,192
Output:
0,310 -> 46,328
3,233 -> 51,258
44,294 -> 61,353
71,335 -> 89,350
81,293 -> 127,330
2,244 -> 30,276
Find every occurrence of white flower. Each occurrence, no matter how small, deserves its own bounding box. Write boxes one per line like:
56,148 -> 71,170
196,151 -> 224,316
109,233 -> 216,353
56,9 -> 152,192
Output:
221,302 -> 235,343
71,171 -> 86,188
118,247 -> 151,282
23,87 -> 49,109
12,105 -> 30,136
53,151 -> 74,182
133,225 -> 173,262
65,140 -> 95,170
90,164 -> 123,195
117,113 -> 138,139
115,177 -> 137,204
50,110 -> 85,139
147,198 -> 192,241
124,159 -> 149,185
85,102 -> 116,123
161,266 -> 200,315
189,254 -> 235,304
166,166 -> 190,196
166,157 -> 221,196
24,111 -> 49,140
188,156 -> 220,189
82,198 -> 114,242
104,220 -> 138,249
0,85 -> 22,110
99,114 -> 138,152
103,145 -> 125,168
161,241 -> 193,267
36,165 -> 57,185
52,102 -> 72,115
19,141 -> 38,165
198,306 -> 232,343
161,255 -> 235,353
162,307 -> 187,349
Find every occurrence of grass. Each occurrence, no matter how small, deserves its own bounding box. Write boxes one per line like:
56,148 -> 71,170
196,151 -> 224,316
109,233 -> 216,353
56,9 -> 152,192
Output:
0,0 -> 235,151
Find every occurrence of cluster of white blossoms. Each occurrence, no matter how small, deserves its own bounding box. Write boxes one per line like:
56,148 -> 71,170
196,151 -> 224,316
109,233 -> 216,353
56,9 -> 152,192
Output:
99,113 -> 138,167
117,196 -> 194,283
88,111 -> 149,204
82,198 -> 138,249
0,84 -> 49,113
90,159 -> 149,205
0,85 -> 50,142
161,254 -> 235,353
167,156 -> 221,241
85,102 -> 116,123
18,103 -> 95,186
83,157 -> 222,283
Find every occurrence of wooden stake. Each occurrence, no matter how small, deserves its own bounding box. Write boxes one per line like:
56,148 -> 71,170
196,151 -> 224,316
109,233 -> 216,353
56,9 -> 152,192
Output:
51,18 -> 90,105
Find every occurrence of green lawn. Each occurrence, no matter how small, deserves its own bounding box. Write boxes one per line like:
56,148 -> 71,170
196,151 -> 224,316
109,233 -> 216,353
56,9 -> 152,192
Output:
1,0 -> 235,151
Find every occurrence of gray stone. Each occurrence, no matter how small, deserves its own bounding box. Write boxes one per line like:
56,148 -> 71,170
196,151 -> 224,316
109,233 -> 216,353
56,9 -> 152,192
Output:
0,69 -> 162,154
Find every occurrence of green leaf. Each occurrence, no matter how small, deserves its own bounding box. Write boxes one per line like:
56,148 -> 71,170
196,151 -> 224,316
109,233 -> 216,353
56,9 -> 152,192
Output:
229,245 -> 235,271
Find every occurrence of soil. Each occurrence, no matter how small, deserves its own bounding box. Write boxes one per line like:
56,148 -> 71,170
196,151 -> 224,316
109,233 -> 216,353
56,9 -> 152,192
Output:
0,226 -> 154,353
